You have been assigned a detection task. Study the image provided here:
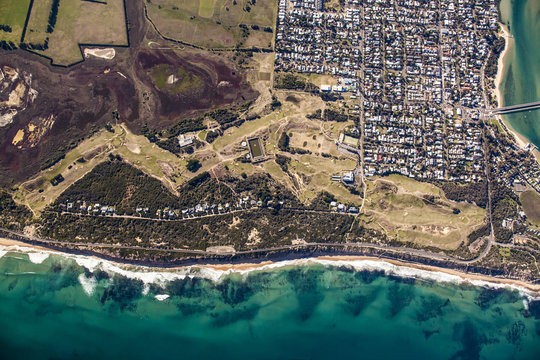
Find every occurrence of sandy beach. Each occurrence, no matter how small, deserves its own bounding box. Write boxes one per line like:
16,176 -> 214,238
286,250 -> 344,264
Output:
204,255 -> 540,294
2,236 -> 539,295
0,237 -> 51,252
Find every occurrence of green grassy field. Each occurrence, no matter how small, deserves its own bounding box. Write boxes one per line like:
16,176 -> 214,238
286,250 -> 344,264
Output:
364,175 -> 486,250
21,0 -> 53,44
150,64 -> 204,95
23,0 -> 128,66
521,190 -> 540,226
146,0 -> 278,48
0,0 -> 31,43
248,138 -> 263,158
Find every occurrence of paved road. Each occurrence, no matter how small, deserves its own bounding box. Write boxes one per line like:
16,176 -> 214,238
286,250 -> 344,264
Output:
3,225 -> 526,266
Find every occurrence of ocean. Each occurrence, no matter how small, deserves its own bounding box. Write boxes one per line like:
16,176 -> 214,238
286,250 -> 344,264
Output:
0,247 -> 539,360
500,0 -> 540,148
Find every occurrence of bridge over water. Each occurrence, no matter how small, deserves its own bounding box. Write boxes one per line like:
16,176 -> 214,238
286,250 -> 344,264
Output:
491,101 -> 540,115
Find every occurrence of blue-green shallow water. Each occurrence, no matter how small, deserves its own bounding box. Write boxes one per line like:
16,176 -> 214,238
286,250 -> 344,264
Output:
0,251 -> 539,360
501,0 -> 540,148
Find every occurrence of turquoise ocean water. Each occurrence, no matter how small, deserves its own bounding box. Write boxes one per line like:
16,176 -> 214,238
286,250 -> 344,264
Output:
500,0 -> 540,148
0,249 -> 539,360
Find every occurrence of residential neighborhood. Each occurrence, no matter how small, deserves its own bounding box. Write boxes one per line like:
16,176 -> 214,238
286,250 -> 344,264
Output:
275,0 -> 500,182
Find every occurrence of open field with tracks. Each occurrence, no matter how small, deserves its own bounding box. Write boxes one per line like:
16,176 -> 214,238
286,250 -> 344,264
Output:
23,0 -> 128,66
146,0 -> 277,48
363,175 -> 486,250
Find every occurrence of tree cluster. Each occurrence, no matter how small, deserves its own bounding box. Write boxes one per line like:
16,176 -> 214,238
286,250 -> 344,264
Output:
47,0 -> 61,33
440,181 -> 489,208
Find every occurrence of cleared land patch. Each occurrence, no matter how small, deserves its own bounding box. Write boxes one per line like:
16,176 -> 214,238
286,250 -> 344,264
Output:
83,48 -> 116,60
521,190 -> 540,226
146,0 -> 277,48
23,0 -> 128,66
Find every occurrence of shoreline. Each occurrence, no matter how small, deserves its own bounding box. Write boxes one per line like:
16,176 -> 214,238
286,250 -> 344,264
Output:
494,23 -> 540,162
2,237 -> 539,296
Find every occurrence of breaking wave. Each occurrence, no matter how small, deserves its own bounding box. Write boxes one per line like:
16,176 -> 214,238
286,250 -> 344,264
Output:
1,243 -> 539,300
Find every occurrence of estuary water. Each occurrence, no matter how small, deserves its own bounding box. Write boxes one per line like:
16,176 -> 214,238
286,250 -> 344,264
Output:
500,0 -> 540,148
0,248 -> 539,360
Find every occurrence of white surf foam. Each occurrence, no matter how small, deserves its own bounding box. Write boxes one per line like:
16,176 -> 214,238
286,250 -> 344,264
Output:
1,243 -> 539,299
78,274 -> 97,296
27,252 -> 49,264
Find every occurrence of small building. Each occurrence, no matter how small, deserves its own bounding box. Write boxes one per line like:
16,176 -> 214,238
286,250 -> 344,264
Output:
343,171 -> 355,183
179,135 -> 193,147
320,84 -> 331,92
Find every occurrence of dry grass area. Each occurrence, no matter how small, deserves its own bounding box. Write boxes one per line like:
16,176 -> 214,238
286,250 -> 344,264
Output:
21,0 -> 53,44
13,124 -> 201,214
363,175 -> 487,250
521,190 -> 540,227
23,0 -> 127,66
208,86 -> 361,204
245,53 -> 275,115
146,0 -> 277,48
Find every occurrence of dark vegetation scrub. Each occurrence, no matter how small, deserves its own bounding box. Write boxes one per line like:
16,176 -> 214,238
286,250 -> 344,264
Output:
0,40 -> 18,50
52,161 -> 301,217
275,154 -> 291,172
186,159 -> 201,172
159,117 -> 206,138
467,224 -> 490,243
490,181 -> 520,243
40,208 -> 356,251
50,174 -> 65,186
208,109 -> 243,129
205,130 -> 220,143
306,109 -> 322,120
156,136 -> 203,156
440,181 -> 489,208
274,73 -> 317,92
484,32 -> 506,79
54,159 -> 179,215
323,109 -> 349,122
0,192 -> 32,231
47,0 -> 61,33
